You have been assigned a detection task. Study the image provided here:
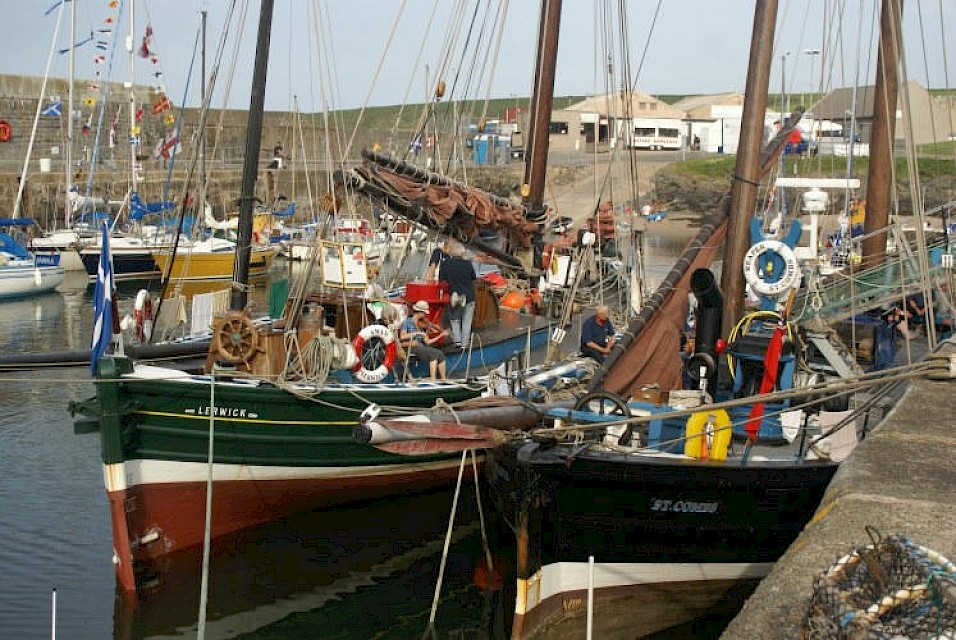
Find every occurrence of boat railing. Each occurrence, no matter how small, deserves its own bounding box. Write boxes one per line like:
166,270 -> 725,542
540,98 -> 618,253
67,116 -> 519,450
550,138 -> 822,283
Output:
793,238 -> 954,324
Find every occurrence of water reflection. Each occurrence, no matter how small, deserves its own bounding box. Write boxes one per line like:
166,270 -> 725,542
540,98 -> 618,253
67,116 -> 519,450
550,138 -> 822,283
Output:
0,291 -> 66,353
114,485 -> 510,640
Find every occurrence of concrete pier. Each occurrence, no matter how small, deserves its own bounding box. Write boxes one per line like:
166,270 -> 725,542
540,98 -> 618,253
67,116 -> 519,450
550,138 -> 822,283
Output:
722,339 -> 956,638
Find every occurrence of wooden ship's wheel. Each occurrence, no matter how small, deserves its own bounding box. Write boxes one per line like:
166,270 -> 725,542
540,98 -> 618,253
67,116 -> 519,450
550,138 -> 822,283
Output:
213,311 -> 261,366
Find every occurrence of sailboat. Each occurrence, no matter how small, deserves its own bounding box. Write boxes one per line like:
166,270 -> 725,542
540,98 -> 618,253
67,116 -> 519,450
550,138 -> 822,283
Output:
473,1 -> 938,638
69,0 -> 593,596
2,3 -> 67,298
0,218 -> 65,299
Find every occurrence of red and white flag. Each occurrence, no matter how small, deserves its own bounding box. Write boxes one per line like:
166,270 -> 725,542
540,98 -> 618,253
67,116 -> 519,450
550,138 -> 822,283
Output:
108,109 -> 119,148
139,24 -> 154,58
153,130 -> 180,160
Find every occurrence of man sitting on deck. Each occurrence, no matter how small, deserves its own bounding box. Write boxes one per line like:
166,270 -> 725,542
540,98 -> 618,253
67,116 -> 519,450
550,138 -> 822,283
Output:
580,305 -> 616,363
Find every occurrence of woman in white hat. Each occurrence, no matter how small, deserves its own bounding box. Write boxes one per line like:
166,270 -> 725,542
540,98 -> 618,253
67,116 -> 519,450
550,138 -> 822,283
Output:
399,300 -> 450,380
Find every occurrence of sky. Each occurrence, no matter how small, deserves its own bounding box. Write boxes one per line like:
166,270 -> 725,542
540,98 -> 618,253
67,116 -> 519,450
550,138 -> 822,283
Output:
1,0 -> 953,113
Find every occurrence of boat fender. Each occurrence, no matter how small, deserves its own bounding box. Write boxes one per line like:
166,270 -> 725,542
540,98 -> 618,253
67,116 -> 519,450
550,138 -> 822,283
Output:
742,239 -> 800,297
684,410 -> 732,461
352,324 -> 397,383
133,289 -> 154,343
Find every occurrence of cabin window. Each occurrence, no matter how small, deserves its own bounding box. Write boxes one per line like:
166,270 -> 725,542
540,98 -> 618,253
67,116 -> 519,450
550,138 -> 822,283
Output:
649,102 -> 658,111
638,102 -> 647,110
659,128 -> 679,137
549,121 -> 569,135
634,127 -> 655,137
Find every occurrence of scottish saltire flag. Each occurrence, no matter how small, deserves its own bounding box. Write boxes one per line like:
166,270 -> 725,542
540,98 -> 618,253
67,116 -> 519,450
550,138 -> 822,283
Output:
41,100 -> 62,117
90,222 -> 114,373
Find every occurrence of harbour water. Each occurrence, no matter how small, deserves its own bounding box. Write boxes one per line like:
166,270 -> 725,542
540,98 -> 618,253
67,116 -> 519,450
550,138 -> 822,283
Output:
0,231 -> 744,639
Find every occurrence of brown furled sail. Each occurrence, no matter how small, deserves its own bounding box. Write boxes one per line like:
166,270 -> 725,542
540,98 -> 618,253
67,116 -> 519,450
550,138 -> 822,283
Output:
337,151 -> 538,275
591,213 -> 728,396
589,110 -> 804,398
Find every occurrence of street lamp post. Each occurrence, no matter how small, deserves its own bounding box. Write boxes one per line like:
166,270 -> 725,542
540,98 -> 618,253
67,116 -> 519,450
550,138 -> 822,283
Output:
804,48 -> 820,110
780,51 -> 792,118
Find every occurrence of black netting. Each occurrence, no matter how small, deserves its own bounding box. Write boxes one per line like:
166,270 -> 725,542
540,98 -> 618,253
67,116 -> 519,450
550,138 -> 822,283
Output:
804,534 -> 956,639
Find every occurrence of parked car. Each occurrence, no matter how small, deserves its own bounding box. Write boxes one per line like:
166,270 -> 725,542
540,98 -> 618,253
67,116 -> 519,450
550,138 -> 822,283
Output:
783,136 -> 817,156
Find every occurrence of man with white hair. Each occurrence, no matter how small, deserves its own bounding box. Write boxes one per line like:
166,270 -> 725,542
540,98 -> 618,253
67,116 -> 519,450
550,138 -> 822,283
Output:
580,305 -> 616,363
438,241 -> 477,349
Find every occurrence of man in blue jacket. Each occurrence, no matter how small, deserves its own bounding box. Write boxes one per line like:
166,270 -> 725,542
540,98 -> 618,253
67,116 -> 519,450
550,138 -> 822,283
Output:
580,305 -> 616,363
438,242 -> 477,349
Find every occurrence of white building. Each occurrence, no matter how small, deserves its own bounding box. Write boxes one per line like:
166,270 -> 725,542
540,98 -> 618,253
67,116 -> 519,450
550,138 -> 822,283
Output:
672,93 -> 745,154
565,91 -> 687,151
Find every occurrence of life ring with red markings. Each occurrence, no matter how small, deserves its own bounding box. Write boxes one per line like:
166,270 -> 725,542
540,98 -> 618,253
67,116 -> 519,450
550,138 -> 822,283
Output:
352,324 -> 397,383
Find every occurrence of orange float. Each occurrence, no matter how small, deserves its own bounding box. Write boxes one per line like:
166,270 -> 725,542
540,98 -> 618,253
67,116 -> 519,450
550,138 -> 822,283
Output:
500,290 -> 525,310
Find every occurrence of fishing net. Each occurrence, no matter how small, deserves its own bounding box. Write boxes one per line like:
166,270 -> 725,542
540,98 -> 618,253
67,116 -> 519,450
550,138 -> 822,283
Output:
803,530 -> 956,639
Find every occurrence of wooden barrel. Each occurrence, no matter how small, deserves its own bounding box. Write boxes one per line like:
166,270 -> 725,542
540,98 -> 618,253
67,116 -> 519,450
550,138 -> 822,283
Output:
473,281 -> 499,329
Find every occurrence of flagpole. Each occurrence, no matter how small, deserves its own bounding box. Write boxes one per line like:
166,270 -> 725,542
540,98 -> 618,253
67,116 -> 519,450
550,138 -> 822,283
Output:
128,0 -> 139,195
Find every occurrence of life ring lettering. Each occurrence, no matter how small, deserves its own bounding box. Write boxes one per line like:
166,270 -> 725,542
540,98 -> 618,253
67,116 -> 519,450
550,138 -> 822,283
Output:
743,239 -> 800,297
353,324 -> 397,383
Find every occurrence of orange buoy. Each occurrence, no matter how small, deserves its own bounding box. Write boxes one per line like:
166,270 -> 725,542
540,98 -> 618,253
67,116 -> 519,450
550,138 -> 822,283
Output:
473,559 -> 504,591
501,290 -> 525,310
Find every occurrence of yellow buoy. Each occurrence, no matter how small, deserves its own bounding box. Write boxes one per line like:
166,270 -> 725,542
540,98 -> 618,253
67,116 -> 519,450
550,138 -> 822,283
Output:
684,410 -> 732,461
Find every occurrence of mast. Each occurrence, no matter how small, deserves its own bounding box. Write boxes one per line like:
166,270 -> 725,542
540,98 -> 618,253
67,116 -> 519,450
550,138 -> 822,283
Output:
128,0 -> 138,195
199,10 -> 207,223
230,0 -> 275,311
521,0 -> 562,219
65,0 -> 75,227
861,0 -> 903,269
719,0 -> 778,337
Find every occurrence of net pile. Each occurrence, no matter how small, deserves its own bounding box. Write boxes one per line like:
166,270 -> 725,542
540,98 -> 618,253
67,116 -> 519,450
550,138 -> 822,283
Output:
804,534 -> 956,639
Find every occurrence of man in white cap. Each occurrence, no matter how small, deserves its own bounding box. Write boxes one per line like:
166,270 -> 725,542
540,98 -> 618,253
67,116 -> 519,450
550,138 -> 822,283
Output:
399,300 -> 449,380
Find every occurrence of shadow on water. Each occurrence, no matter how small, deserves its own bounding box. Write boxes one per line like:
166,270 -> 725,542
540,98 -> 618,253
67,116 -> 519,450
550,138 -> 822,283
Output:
114,483 -> 515,640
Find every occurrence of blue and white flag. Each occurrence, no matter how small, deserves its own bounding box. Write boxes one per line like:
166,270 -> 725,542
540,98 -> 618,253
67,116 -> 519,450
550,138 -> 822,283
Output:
90,222 -> 114,373
41,100 -> 62,117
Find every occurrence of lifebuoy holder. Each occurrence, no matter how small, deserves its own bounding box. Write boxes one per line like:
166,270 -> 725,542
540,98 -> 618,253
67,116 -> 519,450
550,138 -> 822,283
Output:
353,324 -> 397,383
743,239 -> 800,297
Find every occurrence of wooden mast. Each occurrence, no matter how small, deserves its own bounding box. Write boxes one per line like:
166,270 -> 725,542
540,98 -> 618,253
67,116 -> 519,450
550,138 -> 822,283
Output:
231,0 -> 275,311
522,0 -> 562,220
861,0 -> 903,269
719,0 -> 778,337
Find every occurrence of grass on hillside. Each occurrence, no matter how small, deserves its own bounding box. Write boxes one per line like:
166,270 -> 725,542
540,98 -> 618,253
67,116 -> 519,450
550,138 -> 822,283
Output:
670,153 -> 954,181
918,140 -> 955,155
332,96 -> 587,131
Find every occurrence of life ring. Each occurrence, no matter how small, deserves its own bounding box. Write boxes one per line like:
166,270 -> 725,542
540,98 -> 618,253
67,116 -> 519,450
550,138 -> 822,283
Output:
214,311 -> 260,364
352,324 -> 397,383
133,289 -> 154,343
684,409 -> 732,461
0,120 -> 11,142
743,239 -> 800,297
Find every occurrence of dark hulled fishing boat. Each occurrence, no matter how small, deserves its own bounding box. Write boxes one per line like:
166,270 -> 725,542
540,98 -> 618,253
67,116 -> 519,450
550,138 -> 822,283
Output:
478,1 -> 847,637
